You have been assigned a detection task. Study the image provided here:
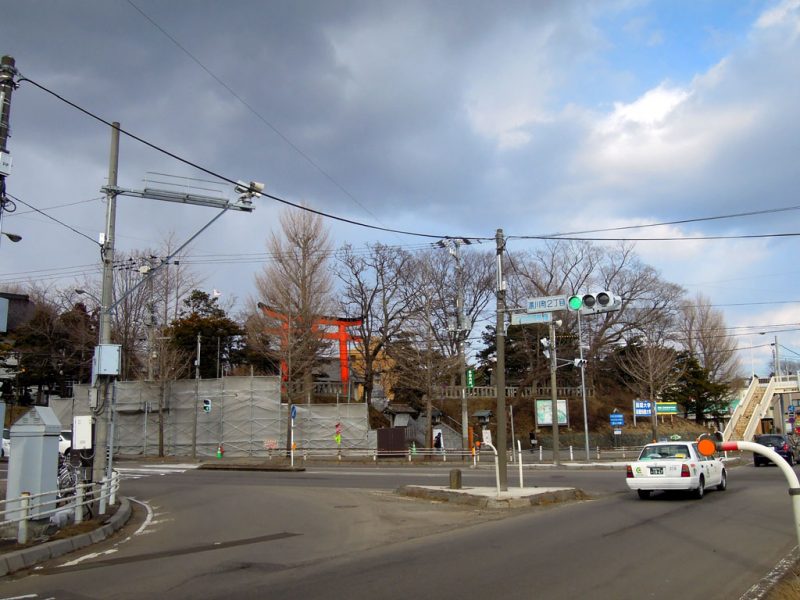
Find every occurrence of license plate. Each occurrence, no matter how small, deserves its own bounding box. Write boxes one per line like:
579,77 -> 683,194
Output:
649,467 -> 663,475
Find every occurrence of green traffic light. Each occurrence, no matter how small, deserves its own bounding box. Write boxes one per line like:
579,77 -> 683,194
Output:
568,295 -> 583,310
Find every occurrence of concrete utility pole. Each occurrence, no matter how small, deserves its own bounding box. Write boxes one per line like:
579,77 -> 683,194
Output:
495,229 -> 508,490
440,239 -> 471,455
92,122 -> 120,484
0,56 -> 19,244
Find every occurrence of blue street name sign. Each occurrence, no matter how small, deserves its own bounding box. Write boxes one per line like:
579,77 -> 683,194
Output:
291,405 -> 297,420
511,312 -> 553,325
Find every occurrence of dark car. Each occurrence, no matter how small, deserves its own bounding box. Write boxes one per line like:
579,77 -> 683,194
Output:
753,434 -> 800,466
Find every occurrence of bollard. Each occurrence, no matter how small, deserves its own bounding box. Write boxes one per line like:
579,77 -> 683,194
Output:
75,483 -> 85,524
539,445 -> 543,462
569,446 -> 574,461
597,446 -> 601,460
449,469 -> 462,490
17,492 -> 30,545
472,447 -> 477,468
408,449 -> 412,462
373,449 -> 377,462
99,478 -> 108,515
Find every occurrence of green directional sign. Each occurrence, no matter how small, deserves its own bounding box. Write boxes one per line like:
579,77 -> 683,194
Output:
465,368 -> 475,389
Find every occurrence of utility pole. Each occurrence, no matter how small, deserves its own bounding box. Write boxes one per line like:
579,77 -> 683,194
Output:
92,122 -> 120,484
0,56 -> 19,245
192,333 -> 201,458
549,319 -> 560,466
495,229 -> 508,490
440,238 -> 471,455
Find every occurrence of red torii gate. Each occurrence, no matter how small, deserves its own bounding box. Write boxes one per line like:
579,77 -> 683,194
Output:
257,303 -> 363,392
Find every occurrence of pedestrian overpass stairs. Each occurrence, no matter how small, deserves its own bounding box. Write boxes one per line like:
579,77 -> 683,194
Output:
723,375 -> 800,442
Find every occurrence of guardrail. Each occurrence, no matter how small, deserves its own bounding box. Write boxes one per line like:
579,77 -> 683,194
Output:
0,471 -> 121,544
263,445 -> 651,464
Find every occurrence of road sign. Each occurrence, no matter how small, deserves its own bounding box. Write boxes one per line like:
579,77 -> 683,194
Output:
613,429 -> 622,435
511,312 -> 553,325
291,405 -> 297,420
202,399 -> 211,413
656,402 -> 677,414
526,295 -> 567,314
466,368 -> 475,388
633,400 -> 652,416
610,413 -> 624,426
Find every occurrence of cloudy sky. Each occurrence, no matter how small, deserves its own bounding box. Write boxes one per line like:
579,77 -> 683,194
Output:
2,0 -> 800,374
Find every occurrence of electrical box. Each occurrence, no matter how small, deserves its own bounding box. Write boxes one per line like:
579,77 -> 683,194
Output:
0,297 -> 8,333
94,344 -> 121,375
73,415 -> 93,450
6,406 -> 62,520
0,151 -> 11,177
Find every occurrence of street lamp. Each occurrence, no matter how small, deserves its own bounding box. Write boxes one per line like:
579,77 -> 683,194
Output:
75,289 -> 101,304
1,231 -> 21,242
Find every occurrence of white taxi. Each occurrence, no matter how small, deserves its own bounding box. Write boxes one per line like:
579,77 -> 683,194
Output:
626,441 -> 727,500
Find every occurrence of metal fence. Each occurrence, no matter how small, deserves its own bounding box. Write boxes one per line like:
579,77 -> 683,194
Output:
0,471 -> 121,544
53,376 -> 372,458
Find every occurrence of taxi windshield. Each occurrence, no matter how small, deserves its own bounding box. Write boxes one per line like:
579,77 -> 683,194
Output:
638,444 -> 691,460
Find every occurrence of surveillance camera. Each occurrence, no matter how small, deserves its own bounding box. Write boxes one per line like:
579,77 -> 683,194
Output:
248,181 -> 265,194
234,180 -> 250,194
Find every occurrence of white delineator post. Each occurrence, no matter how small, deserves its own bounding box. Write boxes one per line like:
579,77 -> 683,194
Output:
482,442 -> 501,496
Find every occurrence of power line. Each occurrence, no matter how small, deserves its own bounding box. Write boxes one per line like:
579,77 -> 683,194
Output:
124,0 -> 393,235
8,193 -> 100,246
538,205 -> 800,238
511,231 -> 800,242
19,75 -> 484,242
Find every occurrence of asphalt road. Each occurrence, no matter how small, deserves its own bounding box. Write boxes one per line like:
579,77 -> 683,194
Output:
0,461 -> 796,599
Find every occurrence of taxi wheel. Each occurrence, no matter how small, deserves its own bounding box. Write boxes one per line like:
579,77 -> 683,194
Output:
716,470 -> 727,491
637,490 -> 651,500
693,476 -> 705,499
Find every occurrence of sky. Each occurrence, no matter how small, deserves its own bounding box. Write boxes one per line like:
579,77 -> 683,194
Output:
1,0 -> 800,376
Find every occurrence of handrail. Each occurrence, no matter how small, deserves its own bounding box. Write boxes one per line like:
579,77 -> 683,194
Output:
743,378 -> 778,441
0,471 -> 122,544
723,377 -> 760,441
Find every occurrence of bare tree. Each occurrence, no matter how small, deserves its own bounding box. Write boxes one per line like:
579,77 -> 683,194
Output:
252,209 -> 334,453
679,292 -> 740,383
153,336 -> 190,457
336,242 -> 415,404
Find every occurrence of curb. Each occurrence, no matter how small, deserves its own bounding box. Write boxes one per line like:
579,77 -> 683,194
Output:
398,486 -> 588,509
0,497 -> 132,577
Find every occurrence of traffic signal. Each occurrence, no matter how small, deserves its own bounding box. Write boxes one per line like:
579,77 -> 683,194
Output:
540,338 -> 551,359
567,291 -> 621,315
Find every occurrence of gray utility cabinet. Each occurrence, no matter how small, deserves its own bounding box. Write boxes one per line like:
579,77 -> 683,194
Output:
6,406 -> 62,520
